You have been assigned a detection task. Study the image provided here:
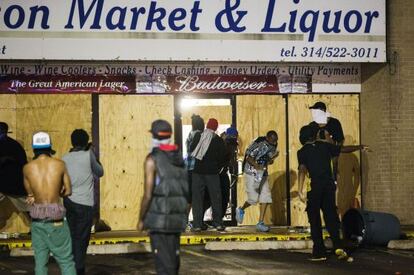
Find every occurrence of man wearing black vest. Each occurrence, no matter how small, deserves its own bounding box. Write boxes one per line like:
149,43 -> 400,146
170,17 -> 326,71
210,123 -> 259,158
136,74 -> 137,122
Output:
137,120 -> 189,275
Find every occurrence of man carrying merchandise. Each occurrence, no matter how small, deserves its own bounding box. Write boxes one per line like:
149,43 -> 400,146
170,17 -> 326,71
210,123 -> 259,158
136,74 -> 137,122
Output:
236,131 -> 278,232
138,120 -> 189,275
0,122 -> 29,220
63,129 -> 104,275
23,131 -> 76,275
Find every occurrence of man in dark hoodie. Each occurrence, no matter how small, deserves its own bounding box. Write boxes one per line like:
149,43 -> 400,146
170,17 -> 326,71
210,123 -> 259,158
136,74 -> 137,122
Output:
190,118 -> 226,231
137,120 -> 189,275
0,122 -> 29,219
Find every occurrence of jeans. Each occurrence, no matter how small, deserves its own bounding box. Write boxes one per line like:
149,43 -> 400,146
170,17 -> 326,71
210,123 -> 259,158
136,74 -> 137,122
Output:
192,173 -> 223,228
150,232 -> 181,275
306,182 -> 342,256
64,198 -> 94,275
31,220 -> 76,275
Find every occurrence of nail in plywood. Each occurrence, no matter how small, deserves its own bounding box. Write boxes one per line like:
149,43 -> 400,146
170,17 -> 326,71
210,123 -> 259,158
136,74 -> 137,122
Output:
99,95 -> 174,230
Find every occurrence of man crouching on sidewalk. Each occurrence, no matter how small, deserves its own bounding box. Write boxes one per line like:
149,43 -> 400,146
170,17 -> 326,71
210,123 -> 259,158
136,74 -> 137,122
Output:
23,132 -> 76,275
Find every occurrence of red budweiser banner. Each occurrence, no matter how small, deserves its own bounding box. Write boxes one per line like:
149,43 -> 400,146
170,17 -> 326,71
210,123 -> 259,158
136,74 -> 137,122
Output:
166,75 -> 279,94
0,75 -> 136,94
0,74 -> 283,94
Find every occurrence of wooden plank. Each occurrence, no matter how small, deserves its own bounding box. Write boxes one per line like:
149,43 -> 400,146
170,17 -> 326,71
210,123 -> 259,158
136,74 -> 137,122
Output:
0,95 -> 17,139
0,94 -> 91,233
99,95 -> 174,230
16,94 -> 92,159
236,95 -> 287,225
288,94 -> 360,226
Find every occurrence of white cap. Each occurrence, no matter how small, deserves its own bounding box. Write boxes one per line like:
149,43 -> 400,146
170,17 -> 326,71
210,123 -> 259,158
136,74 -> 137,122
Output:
32,132 -> 52,149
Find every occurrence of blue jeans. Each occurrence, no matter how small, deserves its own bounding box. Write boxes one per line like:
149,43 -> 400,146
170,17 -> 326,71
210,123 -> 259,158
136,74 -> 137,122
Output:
64,198 -> 93,275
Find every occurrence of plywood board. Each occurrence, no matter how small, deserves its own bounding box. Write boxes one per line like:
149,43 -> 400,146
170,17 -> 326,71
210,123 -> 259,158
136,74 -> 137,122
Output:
0,94 -> 91,233
288,94 -> 360,226
16,94 -> 92,159
99,95 -> 174,230
236,95 -> 287,225
0,95 -> 17,139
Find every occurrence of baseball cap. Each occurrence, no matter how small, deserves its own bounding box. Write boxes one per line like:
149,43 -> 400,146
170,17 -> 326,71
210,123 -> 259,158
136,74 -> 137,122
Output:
309,101 -> 326,111
150,120 -> 172,140
226,127 -> 238,137
206,118 -> 218,131
0,122 -> 10,134
32,131 -> 52,149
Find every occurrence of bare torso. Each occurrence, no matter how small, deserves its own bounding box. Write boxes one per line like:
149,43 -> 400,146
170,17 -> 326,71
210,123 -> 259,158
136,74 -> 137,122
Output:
23,154 -> 71,204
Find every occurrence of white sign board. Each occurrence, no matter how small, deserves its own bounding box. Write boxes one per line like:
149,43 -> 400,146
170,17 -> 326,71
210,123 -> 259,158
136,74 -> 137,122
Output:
0,1 -> 385,62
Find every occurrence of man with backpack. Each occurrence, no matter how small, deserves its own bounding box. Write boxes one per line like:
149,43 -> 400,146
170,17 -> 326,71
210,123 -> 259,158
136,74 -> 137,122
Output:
235,131 -> 278,232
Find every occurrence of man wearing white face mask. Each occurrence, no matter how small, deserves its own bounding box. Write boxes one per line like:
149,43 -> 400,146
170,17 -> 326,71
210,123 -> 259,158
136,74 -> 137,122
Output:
308,102 -> 344,181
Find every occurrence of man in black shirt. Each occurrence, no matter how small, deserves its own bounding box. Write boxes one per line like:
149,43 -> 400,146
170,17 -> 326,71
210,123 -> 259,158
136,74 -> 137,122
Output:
308,101 -> 344,181
0,122 -> 28,217
297,125 -> 363,261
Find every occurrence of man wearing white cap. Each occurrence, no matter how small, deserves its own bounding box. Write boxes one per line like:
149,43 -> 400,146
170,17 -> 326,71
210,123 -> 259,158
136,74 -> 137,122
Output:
23,131 -> 76,275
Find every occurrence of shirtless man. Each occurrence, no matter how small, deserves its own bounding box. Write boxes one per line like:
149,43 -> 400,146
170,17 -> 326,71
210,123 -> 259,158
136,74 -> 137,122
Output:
23,132 -> 76,275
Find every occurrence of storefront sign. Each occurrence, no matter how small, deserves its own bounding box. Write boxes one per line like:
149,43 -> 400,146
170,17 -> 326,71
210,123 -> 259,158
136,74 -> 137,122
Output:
167,75 -> 279,94
0,62 -> 360,93
0,75 -> 136,94
0,0 -> 386,62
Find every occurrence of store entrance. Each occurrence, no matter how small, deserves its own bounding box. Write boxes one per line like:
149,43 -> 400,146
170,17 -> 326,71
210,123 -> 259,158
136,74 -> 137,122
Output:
175,95 -> 237,226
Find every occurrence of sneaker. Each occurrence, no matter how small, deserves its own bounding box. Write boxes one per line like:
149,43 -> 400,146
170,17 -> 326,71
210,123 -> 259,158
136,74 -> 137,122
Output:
335,248 -> 348,260
235,207 -> 245,224
191,227 -> 202,232
256,221 -> 270,232
214,225 -> 225,232
191,224 -> 208,232
185,222 -> 193,232
308,255 -> 327,261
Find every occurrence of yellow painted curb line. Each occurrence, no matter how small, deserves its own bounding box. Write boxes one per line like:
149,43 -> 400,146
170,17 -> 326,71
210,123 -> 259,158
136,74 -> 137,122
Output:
3,231 -> 412,250
0,232 -> 319,250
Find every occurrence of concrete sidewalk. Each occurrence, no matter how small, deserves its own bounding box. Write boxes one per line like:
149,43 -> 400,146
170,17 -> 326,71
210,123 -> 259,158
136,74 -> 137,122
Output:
2,226 -> 413,256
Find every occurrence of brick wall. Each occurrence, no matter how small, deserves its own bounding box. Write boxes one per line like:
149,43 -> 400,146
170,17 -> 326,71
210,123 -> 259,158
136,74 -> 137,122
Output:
361,1 -> 414,224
